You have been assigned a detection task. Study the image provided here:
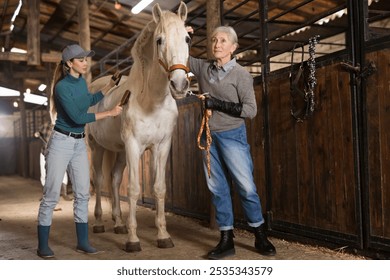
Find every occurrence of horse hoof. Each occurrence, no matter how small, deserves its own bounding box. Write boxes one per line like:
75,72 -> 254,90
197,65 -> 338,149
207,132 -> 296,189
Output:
125,242 -> 142,252
157,238 -> 174,248
93,225 -> 105,233
114,226 -> 128,234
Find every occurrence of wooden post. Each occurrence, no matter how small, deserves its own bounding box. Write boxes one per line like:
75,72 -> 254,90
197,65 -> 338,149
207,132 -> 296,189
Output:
18,85 -> 28,177
206,0 -> 222,230
27,0 -> 41,65
77,0 -> 92,83
206,0 -> 222,59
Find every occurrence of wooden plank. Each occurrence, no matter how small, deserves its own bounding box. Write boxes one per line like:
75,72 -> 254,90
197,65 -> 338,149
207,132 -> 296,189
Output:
171,100 -> 210,216
293,63 -> 320,227
279,72 -> 299,221
0,52 -> 61,62
366,49 -> 390,237
0,52 -> 29,61
250,84 -> 267,214
312,62 -> 333,229
329,63 -> 355,233
206,0 -> 221,58
267,78 -> 284,219
78,0 -> 92,83
27,0 -> 41,65
268,72 -> 300,222
366,51 -> 383,236
378,49 -> 390,237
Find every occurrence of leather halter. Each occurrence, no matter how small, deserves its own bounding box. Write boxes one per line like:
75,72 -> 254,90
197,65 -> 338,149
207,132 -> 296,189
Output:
289,42 -> 308,122
158,59 -> 190,79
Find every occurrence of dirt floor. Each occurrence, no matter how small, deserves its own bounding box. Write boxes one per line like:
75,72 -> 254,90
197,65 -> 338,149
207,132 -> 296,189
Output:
0,175 -> 366,260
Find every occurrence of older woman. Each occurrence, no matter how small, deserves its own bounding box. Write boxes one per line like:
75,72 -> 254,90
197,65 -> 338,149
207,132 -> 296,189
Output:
188,26 -> 276,259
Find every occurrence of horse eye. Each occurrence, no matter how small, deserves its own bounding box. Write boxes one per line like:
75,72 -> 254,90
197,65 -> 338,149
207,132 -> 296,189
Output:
157,38 -> 162,45
186,36 -> 191,45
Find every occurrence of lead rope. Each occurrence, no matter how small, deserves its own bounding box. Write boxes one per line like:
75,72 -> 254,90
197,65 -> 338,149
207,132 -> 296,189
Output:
194,93 -> 212,178
307,35 -> 319,114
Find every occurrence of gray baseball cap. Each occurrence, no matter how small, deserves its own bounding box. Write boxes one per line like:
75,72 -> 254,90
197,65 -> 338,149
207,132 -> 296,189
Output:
62,44 -> 95,62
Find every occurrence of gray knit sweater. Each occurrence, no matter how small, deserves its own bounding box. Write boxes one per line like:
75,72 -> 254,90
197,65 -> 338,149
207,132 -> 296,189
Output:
189,56 -> 257,132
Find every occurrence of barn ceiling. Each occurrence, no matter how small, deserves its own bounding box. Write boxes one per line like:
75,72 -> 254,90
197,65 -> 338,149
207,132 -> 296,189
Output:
0,0 -> 389,114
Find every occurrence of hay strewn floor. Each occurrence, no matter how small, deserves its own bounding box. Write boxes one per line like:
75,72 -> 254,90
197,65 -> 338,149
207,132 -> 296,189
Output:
0,175 -> 365,260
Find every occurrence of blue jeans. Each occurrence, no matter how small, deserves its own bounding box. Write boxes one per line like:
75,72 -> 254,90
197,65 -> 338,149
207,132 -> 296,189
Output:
203,124 -> 264,230
38,130 -> 90,226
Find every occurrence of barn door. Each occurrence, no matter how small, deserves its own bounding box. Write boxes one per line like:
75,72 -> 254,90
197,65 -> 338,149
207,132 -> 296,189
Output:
358,0 -> 390,255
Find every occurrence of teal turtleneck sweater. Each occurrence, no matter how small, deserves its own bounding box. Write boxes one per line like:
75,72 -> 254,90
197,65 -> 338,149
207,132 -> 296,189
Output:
54,74 -> 104,133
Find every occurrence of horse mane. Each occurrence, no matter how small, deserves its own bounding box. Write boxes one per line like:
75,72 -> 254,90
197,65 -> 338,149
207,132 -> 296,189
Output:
131,20 -> 156,64
130,10 -> 178,88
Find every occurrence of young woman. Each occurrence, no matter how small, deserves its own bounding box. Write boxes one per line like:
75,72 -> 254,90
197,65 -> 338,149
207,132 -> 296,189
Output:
188,26 -> 276,259
37,44 -> 122,258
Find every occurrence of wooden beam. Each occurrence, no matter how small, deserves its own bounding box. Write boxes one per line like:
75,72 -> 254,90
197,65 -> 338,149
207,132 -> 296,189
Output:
206,0 -> 221,59
78,0 -> 92,83
0,52 -> 29,61
0,52 -> 61,63
27,0 -> 41,65
0,72 -> 50,81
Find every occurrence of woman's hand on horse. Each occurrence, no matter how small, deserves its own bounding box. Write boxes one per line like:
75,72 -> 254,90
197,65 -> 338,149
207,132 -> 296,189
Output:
185,26 -> 194,34
110,105 -> 123,117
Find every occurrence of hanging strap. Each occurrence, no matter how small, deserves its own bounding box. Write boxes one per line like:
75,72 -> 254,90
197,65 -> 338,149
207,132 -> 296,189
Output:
289,42 -> 309,122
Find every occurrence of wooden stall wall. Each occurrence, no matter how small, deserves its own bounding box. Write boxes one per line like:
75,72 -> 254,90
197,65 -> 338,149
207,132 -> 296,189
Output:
262,56 -> 361,246
170,98 -> 211,218
108,56 -> 362,248
365,47 -> 390,251
98,51 -> 390,254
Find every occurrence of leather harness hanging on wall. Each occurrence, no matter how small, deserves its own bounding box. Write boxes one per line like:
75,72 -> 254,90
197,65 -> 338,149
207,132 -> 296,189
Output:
289,36 -> 319,122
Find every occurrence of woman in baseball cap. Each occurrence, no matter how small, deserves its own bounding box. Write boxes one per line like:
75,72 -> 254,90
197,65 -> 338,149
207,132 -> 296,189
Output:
61,44 -> 95,62
36,43 -> 122,258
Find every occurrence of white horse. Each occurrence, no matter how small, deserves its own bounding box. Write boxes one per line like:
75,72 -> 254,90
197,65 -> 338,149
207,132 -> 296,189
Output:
87,2 -> 190,252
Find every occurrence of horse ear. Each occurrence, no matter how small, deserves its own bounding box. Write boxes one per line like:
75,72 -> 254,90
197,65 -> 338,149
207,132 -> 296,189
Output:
177,1 -> 187,21
152,3 -> 162,23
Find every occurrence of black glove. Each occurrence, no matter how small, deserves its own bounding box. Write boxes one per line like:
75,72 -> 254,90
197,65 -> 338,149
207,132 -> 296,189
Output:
205,96 -> 242,117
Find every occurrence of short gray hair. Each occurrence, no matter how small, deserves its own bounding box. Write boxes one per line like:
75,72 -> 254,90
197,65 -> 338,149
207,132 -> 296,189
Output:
211,26 -> 239,48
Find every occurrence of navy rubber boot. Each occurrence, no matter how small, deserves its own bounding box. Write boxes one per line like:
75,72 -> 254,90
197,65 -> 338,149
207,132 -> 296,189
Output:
75,223 -> 98,254
37,225 -> 54,258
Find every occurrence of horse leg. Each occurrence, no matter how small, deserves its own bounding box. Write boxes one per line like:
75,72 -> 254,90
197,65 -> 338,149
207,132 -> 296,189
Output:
124,144 -> 142,252
111,152 -> 127,234
90,144 -> 105,233
152,143 -> 174,248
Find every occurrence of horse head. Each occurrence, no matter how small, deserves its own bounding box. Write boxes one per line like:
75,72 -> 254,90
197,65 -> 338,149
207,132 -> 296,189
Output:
153,2 -> 190,100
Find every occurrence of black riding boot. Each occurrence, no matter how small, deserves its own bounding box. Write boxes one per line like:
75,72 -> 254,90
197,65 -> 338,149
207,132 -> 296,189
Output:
207,230 -> 235,260
254,224 -> 276,256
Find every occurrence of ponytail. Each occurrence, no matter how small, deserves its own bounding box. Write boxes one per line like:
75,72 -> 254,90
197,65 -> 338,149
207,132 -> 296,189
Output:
49,61 -> 70,124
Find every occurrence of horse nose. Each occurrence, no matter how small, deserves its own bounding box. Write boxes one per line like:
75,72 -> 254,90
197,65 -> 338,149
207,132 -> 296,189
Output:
170,77 -> 189,93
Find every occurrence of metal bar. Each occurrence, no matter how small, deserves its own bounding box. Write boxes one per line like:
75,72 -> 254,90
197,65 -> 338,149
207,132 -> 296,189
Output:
222,0 -> 251,16
91,33 -> 138,73
269,4 -> 348,41
347,0 -> 366,250
367,10 -> 390,23
259,0 -> 273,229
267,0 -> 316,23
229,10 -> 259,28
